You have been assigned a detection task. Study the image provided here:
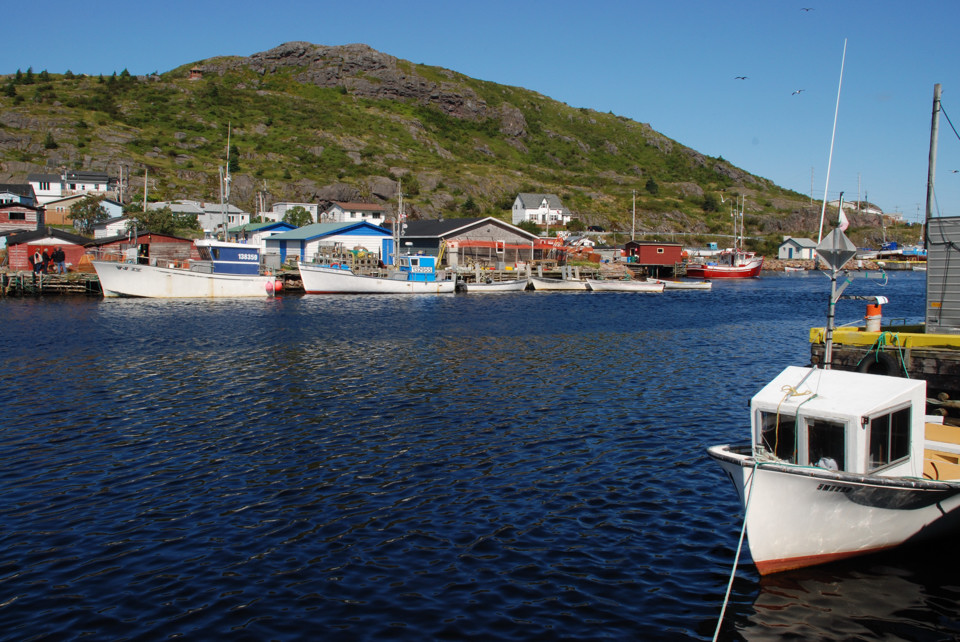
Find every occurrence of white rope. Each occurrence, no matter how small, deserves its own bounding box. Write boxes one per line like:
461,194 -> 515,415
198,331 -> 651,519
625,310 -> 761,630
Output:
713,460 -> 759,641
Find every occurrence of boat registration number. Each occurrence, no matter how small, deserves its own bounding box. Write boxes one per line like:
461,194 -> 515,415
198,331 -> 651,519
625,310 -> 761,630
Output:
238,253 -> 258,261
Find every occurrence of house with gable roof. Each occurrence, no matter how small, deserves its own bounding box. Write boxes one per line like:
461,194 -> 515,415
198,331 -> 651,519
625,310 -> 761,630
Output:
400,217 -> 538,268
265,221 -> 393,265
511,193 -> 574,227
778,236 -> 818,260
320,201 -> 387,226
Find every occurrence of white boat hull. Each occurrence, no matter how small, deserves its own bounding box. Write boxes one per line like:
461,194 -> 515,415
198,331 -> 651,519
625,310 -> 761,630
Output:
463,279 -> 528,292
299,262 -> 455,294
529,276 -> 588,291
92,261 -> 277,298
660,279 -> 712,290
708,444 -> 960,574
585,279 -> 664,292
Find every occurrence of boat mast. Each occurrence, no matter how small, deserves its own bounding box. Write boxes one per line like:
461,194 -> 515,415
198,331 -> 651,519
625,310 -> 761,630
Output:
394,178 -> 403,267
817,39 -> 848,244
221,123 -> 232,241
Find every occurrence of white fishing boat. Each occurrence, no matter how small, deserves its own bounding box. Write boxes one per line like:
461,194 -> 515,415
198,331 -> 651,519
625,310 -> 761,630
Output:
462,278 -> 529,292
92,239 -> 282,298
710,224 -> 960,575
528,276 -> 589,291
708,365 -> 960,575
298,254 -> 455,294
660,279 -> 712,290
585,278 -> 664,292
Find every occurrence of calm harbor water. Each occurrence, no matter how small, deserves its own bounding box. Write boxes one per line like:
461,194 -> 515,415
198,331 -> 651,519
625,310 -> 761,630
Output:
1,271 -> 956,640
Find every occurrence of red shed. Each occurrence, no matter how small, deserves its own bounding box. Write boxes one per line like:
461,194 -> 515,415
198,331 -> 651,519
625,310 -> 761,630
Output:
4,228 -> 91,272
88,231 -> 200,265
624,240 -> 684,265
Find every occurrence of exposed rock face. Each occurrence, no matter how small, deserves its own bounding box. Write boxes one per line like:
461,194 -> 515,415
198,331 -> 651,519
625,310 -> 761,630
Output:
219,42 -> 489,120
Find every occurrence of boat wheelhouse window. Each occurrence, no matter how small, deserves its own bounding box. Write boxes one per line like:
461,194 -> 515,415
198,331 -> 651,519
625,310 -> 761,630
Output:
759,411 -> 797,463
197,246 -> 213,261
868,407 -> 911,471
807,419 -> 845,470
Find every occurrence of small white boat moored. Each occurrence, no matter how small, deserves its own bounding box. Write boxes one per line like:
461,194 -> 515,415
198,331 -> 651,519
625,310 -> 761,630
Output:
708,365 -> 960,575
528,276 -> 589,291
462,278 -> 528,292
585,278 -> 664,292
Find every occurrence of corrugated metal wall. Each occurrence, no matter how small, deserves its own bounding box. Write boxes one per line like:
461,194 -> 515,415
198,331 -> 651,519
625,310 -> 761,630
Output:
926,216 -> 960,333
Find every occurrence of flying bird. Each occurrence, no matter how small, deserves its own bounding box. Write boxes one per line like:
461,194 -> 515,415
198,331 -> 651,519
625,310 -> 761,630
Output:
801,7 -> 814,11
734,76 -> 748,80
792,89 -> 805,95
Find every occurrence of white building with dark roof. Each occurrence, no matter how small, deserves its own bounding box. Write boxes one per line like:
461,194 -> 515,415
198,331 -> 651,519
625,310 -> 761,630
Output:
511,193 -> 573,227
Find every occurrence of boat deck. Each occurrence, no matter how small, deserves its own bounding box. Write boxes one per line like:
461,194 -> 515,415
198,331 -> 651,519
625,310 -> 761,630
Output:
924,421 -> 960,480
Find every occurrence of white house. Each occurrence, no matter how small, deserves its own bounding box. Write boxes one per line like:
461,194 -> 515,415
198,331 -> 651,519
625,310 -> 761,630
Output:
778,236 -> 818,260
93,215 -> 134,239
261,202 -> 319,223
320,201 -> 387,226
147,200 -> 250,236
511,193 -> 573,227
27,173 -> 64,205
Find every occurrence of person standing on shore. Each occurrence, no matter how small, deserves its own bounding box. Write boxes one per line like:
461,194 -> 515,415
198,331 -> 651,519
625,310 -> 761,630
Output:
53,247 -> 66,274
32,248 -> 43,274
41,249 -> 50,274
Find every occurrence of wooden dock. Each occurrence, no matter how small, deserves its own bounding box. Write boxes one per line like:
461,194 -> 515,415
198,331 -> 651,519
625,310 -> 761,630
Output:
1,271 -> 102,297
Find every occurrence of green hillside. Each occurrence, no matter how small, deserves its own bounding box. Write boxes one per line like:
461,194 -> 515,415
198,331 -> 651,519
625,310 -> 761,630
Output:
0,42 -> 908,254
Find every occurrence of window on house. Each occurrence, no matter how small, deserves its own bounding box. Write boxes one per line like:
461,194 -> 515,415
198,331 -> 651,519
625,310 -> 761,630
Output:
759,411 -> 797,463
9,212 -> 26,220
657,248 -> 665,254
868,407 -> 911,471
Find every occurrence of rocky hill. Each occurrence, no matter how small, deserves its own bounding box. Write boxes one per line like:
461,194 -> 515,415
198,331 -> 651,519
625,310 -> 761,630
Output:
0,41 -> 901,251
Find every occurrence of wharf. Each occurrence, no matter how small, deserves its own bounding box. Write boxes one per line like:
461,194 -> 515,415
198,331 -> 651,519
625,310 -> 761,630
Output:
810,325 -> 960,422
2,271 -> 102,297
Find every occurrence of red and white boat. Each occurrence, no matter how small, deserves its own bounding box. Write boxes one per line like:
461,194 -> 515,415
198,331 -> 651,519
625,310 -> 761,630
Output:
685,248 -> 763,279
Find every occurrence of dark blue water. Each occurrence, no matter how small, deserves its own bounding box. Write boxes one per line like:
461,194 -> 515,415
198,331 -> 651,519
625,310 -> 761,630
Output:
2,271 -> 955,640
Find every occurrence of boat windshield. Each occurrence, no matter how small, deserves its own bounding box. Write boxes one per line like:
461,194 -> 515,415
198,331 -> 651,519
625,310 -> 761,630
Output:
807,419 -> 845,470
868,407 -> 911,471
759,412 -> 797,463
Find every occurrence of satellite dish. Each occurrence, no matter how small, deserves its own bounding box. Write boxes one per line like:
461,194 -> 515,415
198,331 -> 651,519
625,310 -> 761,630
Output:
816,229 -> 857,271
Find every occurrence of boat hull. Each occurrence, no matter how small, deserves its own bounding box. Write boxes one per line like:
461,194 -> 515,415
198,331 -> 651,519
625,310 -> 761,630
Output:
585,279 -> 664,292
299,262 -> 455,294
92,261 -> 277,298
685,259 -> 763,279
708,444 -> 960,574
462,279 -> 529,292
528,276 -> 588,291
660,279 -> 712,290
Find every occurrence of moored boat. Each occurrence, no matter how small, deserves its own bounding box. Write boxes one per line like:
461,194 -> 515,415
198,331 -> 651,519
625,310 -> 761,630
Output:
92,239 -> 281,298
585,278 -> 664,292
660,279 -> 712,290
462,278 -> 529,292
528,276 -> 589,291
708,365 -> 960,575
685,249 -> 763,279
299,254 -> 455,294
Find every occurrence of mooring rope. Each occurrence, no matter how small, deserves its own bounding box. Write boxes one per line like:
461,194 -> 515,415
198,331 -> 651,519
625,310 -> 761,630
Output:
714,459 -> 759,641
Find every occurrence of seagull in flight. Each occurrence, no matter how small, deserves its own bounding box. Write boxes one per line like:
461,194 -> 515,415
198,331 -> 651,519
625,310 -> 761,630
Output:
734,76 -> 748,80
792,89 -> 805,95
801,7 -> 814,11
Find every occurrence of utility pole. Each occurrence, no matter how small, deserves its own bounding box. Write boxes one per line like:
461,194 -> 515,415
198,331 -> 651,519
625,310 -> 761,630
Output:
926,83 -> 941,225
631,190 -> 636,241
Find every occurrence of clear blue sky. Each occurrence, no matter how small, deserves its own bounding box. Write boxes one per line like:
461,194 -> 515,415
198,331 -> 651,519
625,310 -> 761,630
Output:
4,0 -> 959,222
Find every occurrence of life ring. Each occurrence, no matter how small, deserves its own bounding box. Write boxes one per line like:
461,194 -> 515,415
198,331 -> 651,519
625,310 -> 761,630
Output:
856,351 -> 900,376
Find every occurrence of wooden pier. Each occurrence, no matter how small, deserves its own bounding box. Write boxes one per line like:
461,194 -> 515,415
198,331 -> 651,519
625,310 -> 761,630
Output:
1,271 -> 102,297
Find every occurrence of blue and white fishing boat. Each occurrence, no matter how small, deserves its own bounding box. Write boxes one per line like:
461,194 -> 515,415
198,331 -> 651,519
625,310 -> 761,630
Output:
92,239 -> 282,298
298,254 -> 455,294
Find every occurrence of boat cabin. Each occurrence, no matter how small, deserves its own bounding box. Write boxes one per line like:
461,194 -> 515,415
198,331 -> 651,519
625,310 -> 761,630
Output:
751,366 -> 926,478
397,254 -> 440,282
193,239 -> 261,275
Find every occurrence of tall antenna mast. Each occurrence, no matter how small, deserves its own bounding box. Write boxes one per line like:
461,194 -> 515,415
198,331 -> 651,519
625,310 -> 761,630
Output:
817,38 -> 848,244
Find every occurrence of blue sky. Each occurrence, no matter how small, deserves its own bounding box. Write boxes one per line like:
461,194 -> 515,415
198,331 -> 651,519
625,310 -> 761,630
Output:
4,0 -> 959,221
